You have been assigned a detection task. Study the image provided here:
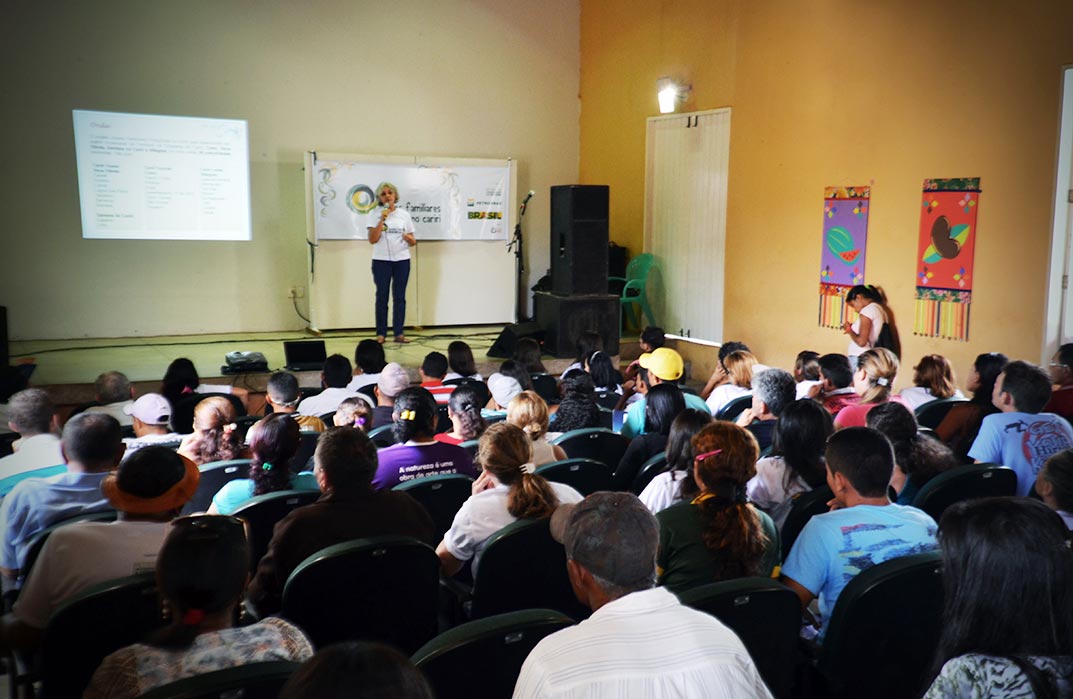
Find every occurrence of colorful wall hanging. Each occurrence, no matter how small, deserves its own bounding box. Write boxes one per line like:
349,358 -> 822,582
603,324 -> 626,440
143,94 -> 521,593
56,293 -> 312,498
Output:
818,186 -> 870,328
914,178 -> 980,341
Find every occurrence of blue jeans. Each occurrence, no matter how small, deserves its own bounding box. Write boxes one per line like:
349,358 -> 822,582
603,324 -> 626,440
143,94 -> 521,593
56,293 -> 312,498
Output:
372,259 -> 410,337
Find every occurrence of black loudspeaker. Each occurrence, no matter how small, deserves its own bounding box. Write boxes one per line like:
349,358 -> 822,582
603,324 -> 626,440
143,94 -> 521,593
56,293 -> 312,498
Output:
551,185 -> 609,295
487,322 -> 545,359
534,291 -> 620,358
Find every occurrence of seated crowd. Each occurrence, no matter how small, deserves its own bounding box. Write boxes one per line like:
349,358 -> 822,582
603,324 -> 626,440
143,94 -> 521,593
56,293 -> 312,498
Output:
0,331 -> 1072,697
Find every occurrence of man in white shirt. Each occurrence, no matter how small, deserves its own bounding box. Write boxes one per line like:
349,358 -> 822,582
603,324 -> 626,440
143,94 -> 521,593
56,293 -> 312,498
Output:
121,393 -> 183,457
297,355 -> 372,417
83,371 -> 135,426
513,492 -> 772,699
0,389 -> 63,488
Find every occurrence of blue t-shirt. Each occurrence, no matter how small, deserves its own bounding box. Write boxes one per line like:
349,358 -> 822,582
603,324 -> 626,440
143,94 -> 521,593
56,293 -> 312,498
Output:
211,473 -> 320,515
621,392 -> 710,438
372,441 -> 476,490
781,504 -> 938,637
968,412 -> 1073,496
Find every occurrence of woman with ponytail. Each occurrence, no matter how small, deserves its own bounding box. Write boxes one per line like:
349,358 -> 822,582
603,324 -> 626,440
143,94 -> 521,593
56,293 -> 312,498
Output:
834,347 -> 902,429
436,422 -> 583,576
435,383 -> 489,445
506,391 -> 567,465
843,284 -> 900,361
177,396 -> 245,465
373,387 -> 476,490
86,515 -> 312,698
655,421 -> 779,594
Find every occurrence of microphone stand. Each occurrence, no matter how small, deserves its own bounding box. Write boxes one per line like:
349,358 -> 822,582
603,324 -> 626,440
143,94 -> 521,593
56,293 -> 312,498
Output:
508,198 -> 529,322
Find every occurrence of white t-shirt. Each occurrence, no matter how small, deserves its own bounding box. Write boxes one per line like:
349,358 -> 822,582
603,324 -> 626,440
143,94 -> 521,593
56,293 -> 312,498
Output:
365,207 -> 414,261
443,481 -> 583,576
196,384 -> 234,395
746,455 -> 812,530
84,401 -> 135,427
638,470 -> 690,514
706,384 -> 751,416
297,387 -> 373,416
796,380 -> 822,400
848,302 -> 885,357
898,386 -> 965,411
444,372 -> 484,383
0,433 -> 64,482
122,432 -> 184,458
346,373 -> 380,392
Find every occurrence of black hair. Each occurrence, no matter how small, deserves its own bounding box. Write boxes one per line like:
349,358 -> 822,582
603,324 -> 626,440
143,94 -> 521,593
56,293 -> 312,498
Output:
447,383 -> 487,441
770,399 -> 833,489
62,413 -> 122,470
281,641 -> 434,699
661,409 -> 712,502
971,352 -> 1009,406
643,383 -> 685,436
640,326 -> 666,350
866,402 -> 956,487
1044,450 -> 1073,513
421,352 -> 448,379
249,413 -> 301,496
116,446 -> 187,501
559,370 -> 595,398
266,371 -> 301,406
930,498 -> 1073,687
795,351 -> 821,381
498,360 -> 534,391
355,340 -> 388,374
817,353 -> 853,390
392,387 -> 438,443
999,360 -> 1053,413
161,358 -> 199,406
846,284 -> 885,304
574,331 -> 604,365
587,351 -> 617,391
513,338 -> 546,374
148,515 -> 249,649
314,427 -> 379,491
552,373 -> 601,432
323,354 -> 353,389
825,427 -> 894,498
447,340 -> 479,377
1059,344 -> 1073,372
718,341 -> 750,365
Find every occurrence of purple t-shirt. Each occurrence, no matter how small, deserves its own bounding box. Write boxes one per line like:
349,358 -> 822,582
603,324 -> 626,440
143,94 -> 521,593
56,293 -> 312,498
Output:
372,441 -> 476,490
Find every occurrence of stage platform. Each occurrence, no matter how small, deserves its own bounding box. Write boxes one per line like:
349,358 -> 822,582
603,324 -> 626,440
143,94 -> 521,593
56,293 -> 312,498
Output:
11,325 -> 644,408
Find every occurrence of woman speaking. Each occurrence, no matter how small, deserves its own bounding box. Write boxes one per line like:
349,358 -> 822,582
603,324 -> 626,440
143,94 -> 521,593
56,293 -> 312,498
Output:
366,182 -> 416,344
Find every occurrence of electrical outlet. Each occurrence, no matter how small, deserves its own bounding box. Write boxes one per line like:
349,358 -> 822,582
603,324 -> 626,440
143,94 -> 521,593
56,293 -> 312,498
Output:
288,286 -> 306,299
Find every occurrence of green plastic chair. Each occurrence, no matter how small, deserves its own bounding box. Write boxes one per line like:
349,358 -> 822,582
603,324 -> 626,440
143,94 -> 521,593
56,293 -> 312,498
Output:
609,253 -> 656,330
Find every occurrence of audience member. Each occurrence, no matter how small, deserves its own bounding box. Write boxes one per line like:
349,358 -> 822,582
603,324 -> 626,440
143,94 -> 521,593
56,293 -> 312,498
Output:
736,368 -> 796,451
807,353 -> 860,415
281,641 -> 434,699
86,515 -> 313,698
161,357 -> 248,408
248,427 -> 435,615
507,391 -> 567,465
565,331 -> 604,374
372,387 -> 476,490
923,498 -> 1073,698
586,351 -> 622,403
780,427 -> 938,639
616,383 -> 684,489
0,413 -> 121,585
83,371 -> 135,426
936,352 -> 1008,462
623,326 -> 665,383
842,284 -> 899,361
656,421 -> 779,594
701,341 -> 769,400
487,372 -> 524,412
833,348 -> 900,429
346,339 -> 387,392
122,393 -> 182,458
297,354 -> 368,416
0,388 -> 63,491
373,362 -> 411,428
704,350 -> 756,417
513,337 -> 547,374
793,350 -> 822,399
547,371 -> 601,434
434,383 -> 487,445
1045,342 -> 1073,422
265,371 -> 326,432
333,396 -> 373,432
638,409 -> 712,514
514,492 -> 772,697
747,398 -> 833,529
437,422 -> 582,577
497,359 -> 535,392
418,351 -> 454,405
210,414 -> 317,515
177,396 -> 244,465
0,447 -> 197,653
445,340 -> 483,382
969,360 -> 1073,496
867,402 -> 957,505
898,354 -> 965,411
621,348 -> 707,438
1038,450 -> 1073,529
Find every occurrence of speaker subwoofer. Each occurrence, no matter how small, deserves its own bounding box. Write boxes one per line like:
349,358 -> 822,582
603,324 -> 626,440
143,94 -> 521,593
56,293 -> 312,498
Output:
534,291 -> 619,358
550,185 -> 609,296
487,322 -> 545,359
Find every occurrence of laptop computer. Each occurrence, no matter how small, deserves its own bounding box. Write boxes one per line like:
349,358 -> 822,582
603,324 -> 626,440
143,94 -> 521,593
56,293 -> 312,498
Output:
283,340 -> 328,372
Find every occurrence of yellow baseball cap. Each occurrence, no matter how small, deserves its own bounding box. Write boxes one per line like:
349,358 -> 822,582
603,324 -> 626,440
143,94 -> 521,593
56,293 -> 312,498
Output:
638,347 -> 684,381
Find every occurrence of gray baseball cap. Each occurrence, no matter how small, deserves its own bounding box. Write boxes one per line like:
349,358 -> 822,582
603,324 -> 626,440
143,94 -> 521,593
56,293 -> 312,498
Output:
550,491 -> 658,589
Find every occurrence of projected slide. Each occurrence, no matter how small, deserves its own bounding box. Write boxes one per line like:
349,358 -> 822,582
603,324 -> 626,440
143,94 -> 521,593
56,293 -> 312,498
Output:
72,110 -> 251,241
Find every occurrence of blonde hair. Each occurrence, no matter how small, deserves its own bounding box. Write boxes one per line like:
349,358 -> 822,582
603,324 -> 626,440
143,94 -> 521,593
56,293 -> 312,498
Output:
506,391 -> 550,441
724,351 -> 758,389
477,422 -> 559,519
857,348 -> 900,404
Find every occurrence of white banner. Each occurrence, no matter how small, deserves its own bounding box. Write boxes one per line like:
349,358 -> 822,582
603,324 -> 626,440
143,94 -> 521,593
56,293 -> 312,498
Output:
312,158 -> 511,241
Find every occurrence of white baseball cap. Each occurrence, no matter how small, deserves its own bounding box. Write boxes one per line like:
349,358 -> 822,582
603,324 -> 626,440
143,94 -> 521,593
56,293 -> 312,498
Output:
123,393 -> 172,425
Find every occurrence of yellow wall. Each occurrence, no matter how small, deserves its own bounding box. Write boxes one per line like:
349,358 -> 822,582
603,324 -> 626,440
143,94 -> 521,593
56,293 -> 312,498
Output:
2,0 -> 579,340
581,0 -> 1073,388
